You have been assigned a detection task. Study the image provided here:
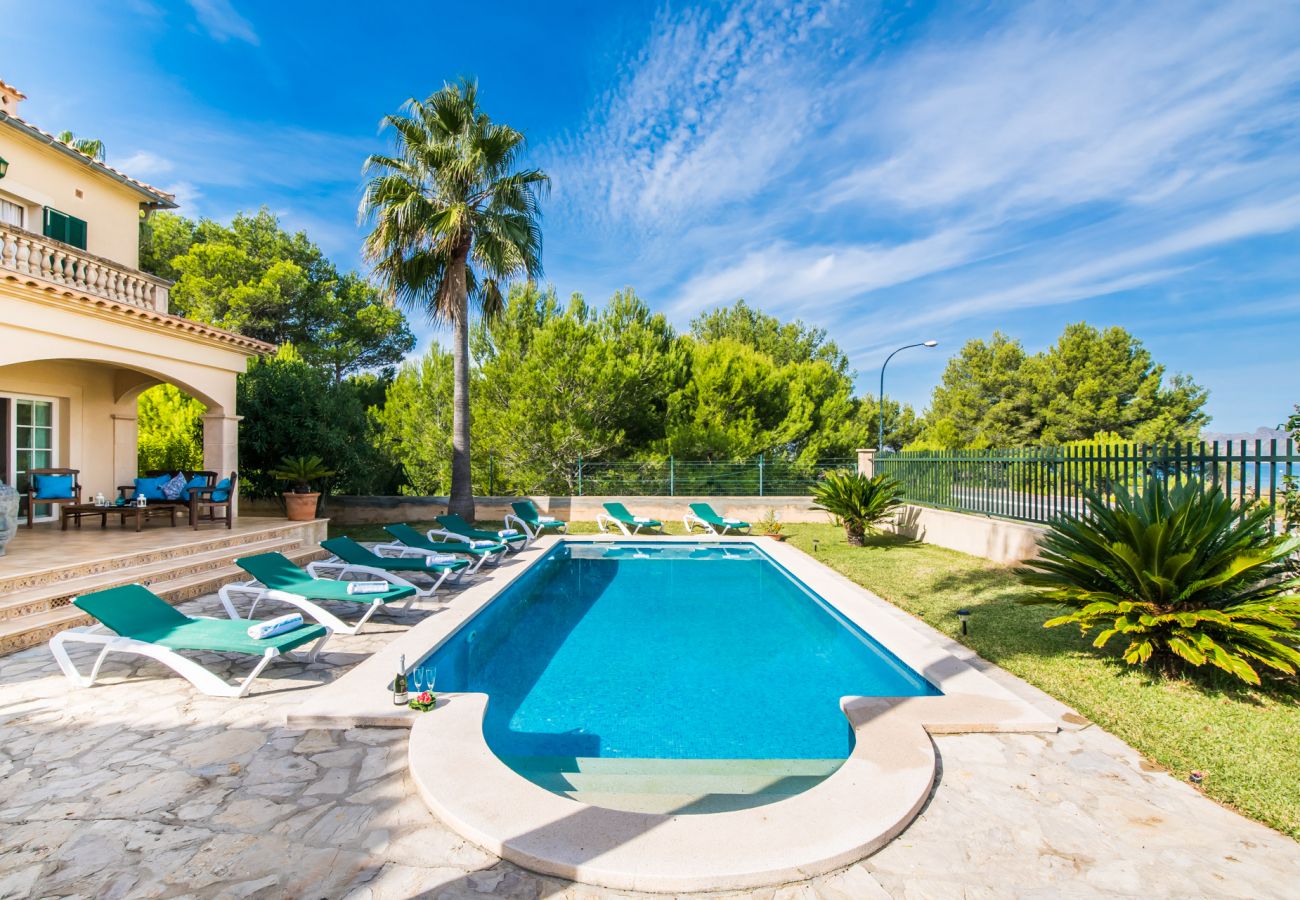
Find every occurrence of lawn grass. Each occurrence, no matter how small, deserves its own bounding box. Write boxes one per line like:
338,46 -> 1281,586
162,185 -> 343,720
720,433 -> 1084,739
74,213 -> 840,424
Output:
780,522 -> 1300,841
328,513 -> 1299,839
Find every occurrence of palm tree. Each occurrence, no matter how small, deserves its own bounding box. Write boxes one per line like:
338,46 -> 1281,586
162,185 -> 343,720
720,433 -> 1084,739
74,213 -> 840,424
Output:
360,79 -> 547,519
56,131 -> 106,161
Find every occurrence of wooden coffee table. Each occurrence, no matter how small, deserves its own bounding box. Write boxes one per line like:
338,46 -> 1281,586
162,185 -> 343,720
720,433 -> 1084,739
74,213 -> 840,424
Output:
115,503 -> 179,532
60,503 -> 109,530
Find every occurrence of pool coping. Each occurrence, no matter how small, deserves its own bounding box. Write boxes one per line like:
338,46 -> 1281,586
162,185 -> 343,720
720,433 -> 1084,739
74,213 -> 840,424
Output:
289,535 -> 1058,892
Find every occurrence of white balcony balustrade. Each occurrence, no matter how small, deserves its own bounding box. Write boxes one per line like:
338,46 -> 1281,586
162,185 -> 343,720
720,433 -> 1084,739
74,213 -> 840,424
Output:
0,222 -> 170,313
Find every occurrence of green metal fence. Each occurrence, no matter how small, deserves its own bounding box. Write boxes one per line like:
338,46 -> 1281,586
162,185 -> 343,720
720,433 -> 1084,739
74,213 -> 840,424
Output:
875,440 -> 1300,526
563,456 -> 857,497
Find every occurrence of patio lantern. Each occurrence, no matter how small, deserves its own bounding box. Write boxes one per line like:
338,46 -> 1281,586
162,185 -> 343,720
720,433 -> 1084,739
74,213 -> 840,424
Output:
0,156 -> 8,178
957,608 -> 971,635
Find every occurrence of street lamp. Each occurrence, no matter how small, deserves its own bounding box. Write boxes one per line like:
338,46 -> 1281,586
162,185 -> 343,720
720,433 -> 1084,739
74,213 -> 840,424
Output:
878,340 -> 938,452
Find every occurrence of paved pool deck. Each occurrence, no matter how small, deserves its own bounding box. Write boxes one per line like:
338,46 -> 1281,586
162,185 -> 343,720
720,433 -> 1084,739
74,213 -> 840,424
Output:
1,551 -> 1297,898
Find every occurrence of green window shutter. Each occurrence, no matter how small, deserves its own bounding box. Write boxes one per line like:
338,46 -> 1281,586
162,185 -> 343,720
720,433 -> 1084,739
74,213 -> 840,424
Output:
66,216 -> 87,250
41,207 -> 87,250
43,207 -> 68,242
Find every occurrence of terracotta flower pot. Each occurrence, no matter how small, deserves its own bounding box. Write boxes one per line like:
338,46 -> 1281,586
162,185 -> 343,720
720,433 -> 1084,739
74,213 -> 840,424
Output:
283,492 -> 320,521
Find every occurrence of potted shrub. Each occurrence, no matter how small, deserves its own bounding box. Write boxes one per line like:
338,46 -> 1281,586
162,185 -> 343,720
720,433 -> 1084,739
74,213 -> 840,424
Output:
270,455 -> 335,521
811,472 -> 904,546
757,507 -> 787,541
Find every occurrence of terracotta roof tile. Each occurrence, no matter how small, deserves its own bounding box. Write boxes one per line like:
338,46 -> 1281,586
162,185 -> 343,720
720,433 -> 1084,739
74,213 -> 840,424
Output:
0,79 -> 27,100
0,111 -> 177,207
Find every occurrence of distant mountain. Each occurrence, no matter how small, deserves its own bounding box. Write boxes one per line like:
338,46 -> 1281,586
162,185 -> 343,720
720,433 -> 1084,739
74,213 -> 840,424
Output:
1201,426 -> 1290,444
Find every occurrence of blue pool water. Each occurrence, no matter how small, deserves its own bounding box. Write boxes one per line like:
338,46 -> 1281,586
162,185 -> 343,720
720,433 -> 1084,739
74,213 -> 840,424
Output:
415,542 -> 939,760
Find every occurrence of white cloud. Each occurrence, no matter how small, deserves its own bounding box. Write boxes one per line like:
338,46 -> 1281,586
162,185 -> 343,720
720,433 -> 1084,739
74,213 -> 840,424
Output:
550,0 -> 846,232
823,4 -> 1300,219
117,150 -> 175,180
159,180 -> 203,215
836,193 -> 1300,356
186,0 -> 258,46
668,226 -> 985,321
549,0 -> 1300,395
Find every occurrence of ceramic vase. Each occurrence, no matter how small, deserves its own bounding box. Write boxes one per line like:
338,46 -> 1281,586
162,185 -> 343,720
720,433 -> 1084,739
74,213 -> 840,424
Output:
0,482 -> 19,557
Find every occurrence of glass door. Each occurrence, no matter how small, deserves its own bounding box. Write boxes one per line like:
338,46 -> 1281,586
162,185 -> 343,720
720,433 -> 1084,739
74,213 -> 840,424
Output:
8,397 -> 56,521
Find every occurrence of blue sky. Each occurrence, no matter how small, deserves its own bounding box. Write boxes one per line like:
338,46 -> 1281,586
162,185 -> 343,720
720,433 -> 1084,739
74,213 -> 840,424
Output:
6,0 -> 1299,433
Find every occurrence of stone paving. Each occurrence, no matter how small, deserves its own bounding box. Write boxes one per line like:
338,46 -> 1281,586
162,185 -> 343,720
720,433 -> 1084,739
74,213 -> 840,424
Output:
1,585 -> 1298,899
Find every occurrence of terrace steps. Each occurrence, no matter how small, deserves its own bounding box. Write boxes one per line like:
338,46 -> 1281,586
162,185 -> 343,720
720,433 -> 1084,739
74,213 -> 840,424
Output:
0,521 -> 328,657
502,756 -> 844,815
0,519 -> 325,594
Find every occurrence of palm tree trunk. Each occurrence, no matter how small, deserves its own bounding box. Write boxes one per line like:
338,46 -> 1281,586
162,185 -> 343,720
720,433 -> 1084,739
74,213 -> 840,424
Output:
447,243 -> 475,520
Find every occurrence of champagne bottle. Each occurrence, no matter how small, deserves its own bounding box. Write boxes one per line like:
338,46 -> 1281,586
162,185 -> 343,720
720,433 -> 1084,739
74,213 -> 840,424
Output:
393,654 -> 408,706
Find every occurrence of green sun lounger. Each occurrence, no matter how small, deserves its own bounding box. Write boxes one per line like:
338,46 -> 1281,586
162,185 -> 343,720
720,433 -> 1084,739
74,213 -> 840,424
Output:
379,523 -> 508,572
308,536 -> 470,598
220,552 -> 418,636
48,583 -> 331,698
433,514 -> 529,552
510,500 -> 568,538
598,502 -> 663,535
684,502 -> 751,535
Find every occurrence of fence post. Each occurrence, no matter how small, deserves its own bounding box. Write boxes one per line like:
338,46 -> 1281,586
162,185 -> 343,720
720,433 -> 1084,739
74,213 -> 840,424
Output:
856,448 -> 877,477
577,457 -> 583,497
669,456 -> 675,497
758,453 -> 765,497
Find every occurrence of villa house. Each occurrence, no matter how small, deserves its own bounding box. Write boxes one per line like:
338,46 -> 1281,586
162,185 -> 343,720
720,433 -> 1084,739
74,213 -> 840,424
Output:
0,78 -> 272,524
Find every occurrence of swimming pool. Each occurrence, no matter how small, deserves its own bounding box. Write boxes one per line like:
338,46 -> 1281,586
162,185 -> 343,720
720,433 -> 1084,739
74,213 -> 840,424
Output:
414,541 -> 939,762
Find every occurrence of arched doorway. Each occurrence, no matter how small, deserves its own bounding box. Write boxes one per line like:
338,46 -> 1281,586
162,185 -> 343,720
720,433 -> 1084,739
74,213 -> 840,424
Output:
136,383 -> 208,474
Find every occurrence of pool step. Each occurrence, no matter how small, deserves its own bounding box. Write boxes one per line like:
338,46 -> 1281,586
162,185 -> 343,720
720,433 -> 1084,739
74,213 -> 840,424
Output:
552,791 -> 801,815
501,756 -> 843,814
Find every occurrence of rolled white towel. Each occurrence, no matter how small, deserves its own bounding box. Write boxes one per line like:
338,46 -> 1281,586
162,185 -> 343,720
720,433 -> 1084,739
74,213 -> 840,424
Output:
470,539 -> 497,549
723,517 -> 744,525
633,515 -> 651,523
425,554 -> 461,567
538,515 -> 558,523
247,613 -> 304,640
498,528 -> 520,537
347,581 -> 391,595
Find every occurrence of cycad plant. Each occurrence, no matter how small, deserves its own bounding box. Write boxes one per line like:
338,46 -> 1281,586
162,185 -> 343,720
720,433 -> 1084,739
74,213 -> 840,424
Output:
1018,480 -> 1300,685
361,79 -> 548,519
270,455 -> 335,494
812,472 -> 904,546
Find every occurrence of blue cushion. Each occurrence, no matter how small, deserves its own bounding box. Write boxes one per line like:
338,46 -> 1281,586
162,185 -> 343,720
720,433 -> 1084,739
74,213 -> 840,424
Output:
181,475 -> 208,502
210,478 -> 232,503
161,473 -> 187,501
33,474 -> 74,499
134,475 -> 169,501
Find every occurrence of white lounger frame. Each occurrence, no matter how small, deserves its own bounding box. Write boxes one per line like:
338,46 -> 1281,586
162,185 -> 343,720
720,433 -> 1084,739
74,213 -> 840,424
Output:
427,517 -> 530,552
422,529 -> 514,563
512,512 -> 568,541
305,557 -> 463,599
49,621 -> 331,698
372,540 -> 496,575
218,570 -> 419,636
596,513 -> 660,536
682,512 -> 751,535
